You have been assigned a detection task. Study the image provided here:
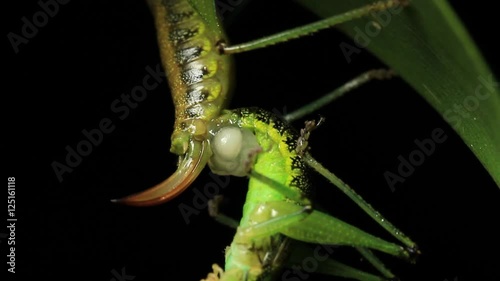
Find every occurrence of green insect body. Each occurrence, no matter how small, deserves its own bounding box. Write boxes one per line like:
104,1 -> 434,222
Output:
113,0 -> 420,279
115,0 -> 234,205
206,107 -> 312,281
114,0 -> 411,207
149,0 -> 233,153
205,108 -> 416,281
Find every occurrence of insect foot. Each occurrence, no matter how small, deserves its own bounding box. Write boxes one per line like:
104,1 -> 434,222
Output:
201,264 -> 224,281
406,245 -> 421,264
208,195 -> 224,218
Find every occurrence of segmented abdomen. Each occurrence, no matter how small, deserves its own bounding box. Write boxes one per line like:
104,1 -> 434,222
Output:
147,0 -> 234,155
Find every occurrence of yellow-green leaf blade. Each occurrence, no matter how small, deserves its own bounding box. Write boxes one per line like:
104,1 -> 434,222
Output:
296,0 -> 500,187
188,0 -> 224,35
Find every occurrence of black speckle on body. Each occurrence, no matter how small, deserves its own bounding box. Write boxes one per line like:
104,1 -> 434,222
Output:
185,104 -> 203,118
175,46 -> 203,64
234,107 -> 313,196
169,26 -> 200,45
181,65 -> 209,85
185,88 -> 208,106
166,10 -> 194,24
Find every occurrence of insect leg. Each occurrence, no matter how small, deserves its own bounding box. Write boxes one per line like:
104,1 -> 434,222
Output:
284,69 -> 395,122
234,199 -> 410,263
272,203 -> 412,261
356,247 -> 396,279
208,195 -> 240,229
201,264 -> 224,281
303,153 -> 420,259
233,201 -> 312,243
288,242 -> 393,281
220,0 -> 409,54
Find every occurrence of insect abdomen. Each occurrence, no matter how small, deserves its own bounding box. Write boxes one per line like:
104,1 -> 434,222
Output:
147,0 -> 234,155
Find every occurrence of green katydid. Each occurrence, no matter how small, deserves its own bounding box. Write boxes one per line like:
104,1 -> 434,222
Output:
111,0 -> 419,280
201,105 -> 419,281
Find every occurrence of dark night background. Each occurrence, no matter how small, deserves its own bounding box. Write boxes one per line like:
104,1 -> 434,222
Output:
4,1 -> 500,281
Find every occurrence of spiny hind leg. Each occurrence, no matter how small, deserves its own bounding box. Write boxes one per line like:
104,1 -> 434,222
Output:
293,116 -> 419,259
293,121 -> 401,279
303,153 -> 419,260
233,201 -> 406,280
234,200 -> 409,262
287,242 -> 397,281
280,206 -> 409,280
243,150 -> 413,262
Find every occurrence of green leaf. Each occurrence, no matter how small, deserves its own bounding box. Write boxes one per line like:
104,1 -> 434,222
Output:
295,0 -> 500,187
188,0 -> 225,35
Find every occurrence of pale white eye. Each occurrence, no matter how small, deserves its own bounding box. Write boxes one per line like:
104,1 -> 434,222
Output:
213,127 -> 243,161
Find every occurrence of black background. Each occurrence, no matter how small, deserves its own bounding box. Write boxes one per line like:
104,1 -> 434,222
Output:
4,1 -> 500,281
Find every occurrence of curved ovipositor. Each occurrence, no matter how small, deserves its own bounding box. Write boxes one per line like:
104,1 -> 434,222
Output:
113,0 -> 233,206
112,140 -> 210,206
